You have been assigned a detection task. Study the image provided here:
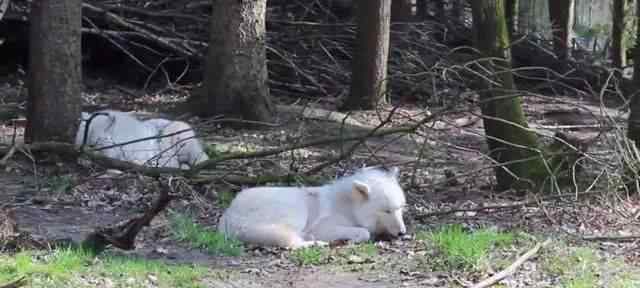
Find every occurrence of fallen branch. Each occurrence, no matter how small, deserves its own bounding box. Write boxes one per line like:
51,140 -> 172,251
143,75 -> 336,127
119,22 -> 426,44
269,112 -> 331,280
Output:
192,173 -> 327,187
102,4 -> 209,23
415,191 -> 599,221
81,180 -> 173,254
0,108 -> 439,179
0,277 -> 27,288
276,104 -> 370,128
0,142 -> 183,176
0,145 -> 17,166
82,3 -> 199,58
582,234 -> 640,242
303,104 -> 405,175
469,239 -> 552,288
192,109 -> 441,172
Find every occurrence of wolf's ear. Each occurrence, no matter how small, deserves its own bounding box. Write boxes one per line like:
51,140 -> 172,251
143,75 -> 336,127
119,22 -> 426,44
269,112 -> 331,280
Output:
388,166 -> 400,179
352,180 -> 370,202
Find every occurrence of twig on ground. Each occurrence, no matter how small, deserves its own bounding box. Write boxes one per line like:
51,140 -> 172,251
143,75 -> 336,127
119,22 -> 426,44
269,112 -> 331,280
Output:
469,239 -> 552,288
415,191 -> 599,221
81,179 -> 173,254
0,145 -> 17,166
582,234 -> 640,242
192,110 -> 439,173
302,106 -> 441,175
0,276 -> 27,288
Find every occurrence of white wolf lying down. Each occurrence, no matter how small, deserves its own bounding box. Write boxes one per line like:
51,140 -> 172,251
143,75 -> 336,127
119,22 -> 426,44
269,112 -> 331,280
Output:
75,110 -> 208,169
144,118 -> 209,169
75,110 -> 163,166
218,167 -> 407,249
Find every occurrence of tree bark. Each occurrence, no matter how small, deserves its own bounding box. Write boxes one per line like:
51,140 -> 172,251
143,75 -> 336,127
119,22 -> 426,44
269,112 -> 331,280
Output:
548,0 -> 574,59
627,0 -> 640,145
416,0 -> 428,20
435,0 -> 447,23
452,0 -> 466,24
194,0 -> 273,123
611,0 -> 626,68
25,0 -> 82,143
391,0 -> 412,22
505,0 -> 517,37
471,0 -> 545,191
391,0 -> 412,34
340,0 -> 392,111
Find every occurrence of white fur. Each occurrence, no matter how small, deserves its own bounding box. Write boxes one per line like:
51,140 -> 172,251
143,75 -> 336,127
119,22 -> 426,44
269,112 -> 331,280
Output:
75,110 -> 163,166
145,118 -> 209,169
218,167 -> 407,249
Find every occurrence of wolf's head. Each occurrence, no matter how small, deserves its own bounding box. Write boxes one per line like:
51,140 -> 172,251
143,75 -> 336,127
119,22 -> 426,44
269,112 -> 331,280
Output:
347,167 -> 407,238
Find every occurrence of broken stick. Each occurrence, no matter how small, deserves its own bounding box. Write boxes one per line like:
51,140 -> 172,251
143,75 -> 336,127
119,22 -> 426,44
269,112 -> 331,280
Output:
81,180 -> 173,254
470,239 -> 552,288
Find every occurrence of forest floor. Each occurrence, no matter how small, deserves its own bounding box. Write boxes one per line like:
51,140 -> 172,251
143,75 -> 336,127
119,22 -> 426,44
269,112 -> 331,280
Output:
0,75 -> 640,287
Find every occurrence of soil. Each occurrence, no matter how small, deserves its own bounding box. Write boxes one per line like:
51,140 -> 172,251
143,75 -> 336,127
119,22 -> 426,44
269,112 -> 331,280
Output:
0,75 -> 638,287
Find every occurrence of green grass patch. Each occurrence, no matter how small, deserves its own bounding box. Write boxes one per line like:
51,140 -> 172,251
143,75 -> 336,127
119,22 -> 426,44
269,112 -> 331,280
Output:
0,248 -> 210,288
290,246 -> 330,266
168,211 -> 244,256
543,247 -> 600,288
345,242 -> 377,258
0,248 -> 92,283
332,242 -> 379,268
418,224 -> 514,271
101,255 -> 206,288
540,244 -> 640,288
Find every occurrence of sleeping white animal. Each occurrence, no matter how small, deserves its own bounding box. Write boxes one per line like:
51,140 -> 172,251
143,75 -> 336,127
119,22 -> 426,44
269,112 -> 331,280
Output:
217,166 -> 407,249
75,110 -> 163,166
144,118 -> 209,169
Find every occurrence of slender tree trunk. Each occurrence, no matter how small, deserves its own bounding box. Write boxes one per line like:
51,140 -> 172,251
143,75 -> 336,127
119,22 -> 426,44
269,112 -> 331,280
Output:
416,0 -> 428,20
548,0 -> 574,59
392,0 -> 412,34
25,0 -> 82,143
505,0 -> 517,36
391,0 -> 412,22
471,0 -> 545,191
194,0 -> 273,122
435,0 -> 446,23
611,0 -> 626,68
452,0 -> 465,24
340,0 -> 392,111
627,0 -> 640,145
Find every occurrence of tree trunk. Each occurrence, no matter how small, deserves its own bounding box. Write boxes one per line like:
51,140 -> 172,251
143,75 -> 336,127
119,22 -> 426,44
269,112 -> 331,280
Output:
391,0 -> 412,22
452,0 -> 466,24
340,0 -> 392,111
416,0 -> 428,20
627,0 -> 640,144
548,0 -> 574,59
471,0 -> 545,191
391,0 -> 412,35
194,0 -> 273,122
25,0 -> 82,144
611,0 -> 626,68
435,0 -> 447,23
505,0 -> 517,36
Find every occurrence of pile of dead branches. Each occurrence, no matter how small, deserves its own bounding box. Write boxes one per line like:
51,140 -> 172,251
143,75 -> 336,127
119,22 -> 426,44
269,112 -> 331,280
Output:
3,0 -> 624,106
